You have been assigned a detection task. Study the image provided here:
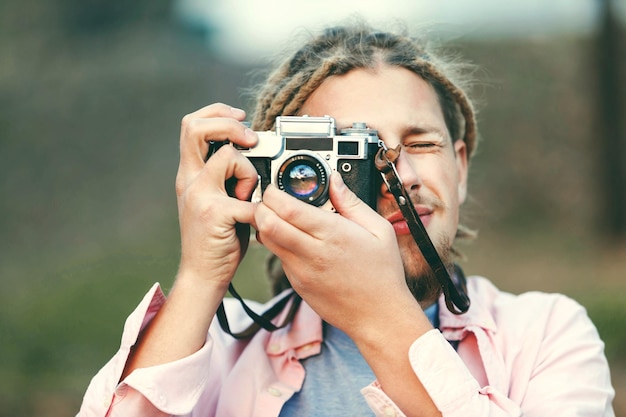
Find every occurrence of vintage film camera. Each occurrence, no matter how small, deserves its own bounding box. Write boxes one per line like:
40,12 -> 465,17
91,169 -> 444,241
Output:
217,115 -> 382,210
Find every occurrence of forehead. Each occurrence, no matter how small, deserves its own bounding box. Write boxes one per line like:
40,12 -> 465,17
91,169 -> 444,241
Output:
298,65 -> 446,133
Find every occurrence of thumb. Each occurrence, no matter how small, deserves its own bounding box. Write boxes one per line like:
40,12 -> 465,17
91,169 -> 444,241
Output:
329,172 -> 384,233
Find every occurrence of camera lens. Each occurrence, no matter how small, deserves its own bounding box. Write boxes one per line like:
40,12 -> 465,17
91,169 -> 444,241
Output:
277,154 -> 329,206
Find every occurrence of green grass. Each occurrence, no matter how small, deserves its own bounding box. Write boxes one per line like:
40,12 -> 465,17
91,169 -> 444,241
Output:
582,295 -> 626,366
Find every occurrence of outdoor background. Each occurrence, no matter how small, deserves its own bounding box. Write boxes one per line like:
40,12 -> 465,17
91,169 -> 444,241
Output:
1,1 -> 625,416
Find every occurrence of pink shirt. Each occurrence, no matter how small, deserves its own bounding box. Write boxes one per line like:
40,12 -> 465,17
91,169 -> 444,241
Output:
77,276 -> 615,417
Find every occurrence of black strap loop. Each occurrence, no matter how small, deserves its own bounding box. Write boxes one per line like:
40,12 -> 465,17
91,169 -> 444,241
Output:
217,284 -> 302,339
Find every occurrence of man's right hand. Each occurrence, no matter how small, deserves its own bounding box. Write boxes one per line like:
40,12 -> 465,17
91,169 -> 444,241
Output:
121,103 -> 259,378
175,103 -> 259,290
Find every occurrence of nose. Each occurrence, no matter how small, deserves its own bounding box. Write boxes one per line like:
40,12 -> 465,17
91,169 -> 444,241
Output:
379,150 -> 422,197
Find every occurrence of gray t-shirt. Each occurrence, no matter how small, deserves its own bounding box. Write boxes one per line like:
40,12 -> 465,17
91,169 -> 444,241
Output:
279,303 -> 438,416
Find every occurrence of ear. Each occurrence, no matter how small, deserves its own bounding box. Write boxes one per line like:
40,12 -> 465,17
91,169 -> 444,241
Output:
454,140 -> 469,204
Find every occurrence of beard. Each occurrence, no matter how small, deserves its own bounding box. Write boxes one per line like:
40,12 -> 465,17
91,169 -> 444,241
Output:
378,192 -> 456,308
397,232 -> 454,307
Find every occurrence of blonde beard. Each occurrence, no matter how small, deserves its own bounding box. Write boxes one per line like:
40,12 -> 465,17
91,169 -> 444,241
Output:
377,190 -> 455,307
397,232 -> 453,308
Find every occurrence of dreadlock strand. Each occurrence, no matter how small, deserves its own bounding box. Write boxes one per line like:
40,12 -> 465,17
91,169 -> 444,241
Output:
282,57 -> 344,116
268,70 -> 316,123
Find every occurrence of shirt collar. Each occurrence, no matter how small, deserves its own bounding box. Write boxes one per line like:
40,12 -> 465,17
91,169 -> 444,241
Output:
437,276 -> 498,337
266,293 -> 323,357
264,276 -> 498,353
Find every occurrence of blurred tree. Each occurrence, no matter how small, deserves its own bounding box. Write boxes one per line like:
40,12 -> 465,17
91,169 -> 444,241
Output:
596,0 -> 626,241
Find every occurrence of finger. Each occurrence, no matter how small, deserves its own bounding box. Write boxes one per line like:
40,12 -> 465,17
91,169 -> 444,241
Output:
180,102 -> 249,162
260,184 -> 332,236
261,181 -> 380,241
178,126 -> 258,193
328,172 -> 392,238
178,103 -> 257,185
180,117 -> 257,167
200,145 -> 259,200
228,200 -> 256,228
180,180 -> 257,228
254,199 -> 319,258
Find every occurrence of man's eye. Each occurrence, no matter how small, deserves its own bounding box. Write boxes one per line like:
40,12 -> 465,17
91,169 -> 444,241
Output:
406,142 -> 435,149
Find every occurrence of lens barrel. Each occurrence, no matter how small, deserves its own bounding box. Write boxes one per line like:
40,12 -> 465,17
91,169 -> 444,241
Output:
277,154 -> 329,206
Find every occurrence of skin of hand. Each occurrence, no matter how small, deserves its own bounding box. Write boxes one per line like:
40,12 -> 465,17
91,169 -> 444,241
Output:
254,174 -> 422,341
122,103 -> 260,377
176,103 -> 260,288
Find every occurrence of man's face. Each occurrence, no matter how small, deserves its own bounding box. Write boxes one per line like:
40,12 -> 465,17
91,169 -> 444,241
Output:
299,65 -> 468,303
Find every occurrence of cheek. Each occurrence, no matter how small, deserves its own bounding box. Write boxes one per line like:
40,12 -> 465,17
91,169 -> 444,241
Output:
445,157 -> 465,202
428,163 -> 463,229
448,174 -> 464,215
427,160 -> 461,201
448,168 -> 463,203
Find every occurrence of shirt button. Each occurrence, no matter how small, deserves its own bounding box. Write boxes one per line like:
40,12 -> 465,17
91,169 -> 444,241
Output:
267,386 -> 282,397
384,406 -> 396,417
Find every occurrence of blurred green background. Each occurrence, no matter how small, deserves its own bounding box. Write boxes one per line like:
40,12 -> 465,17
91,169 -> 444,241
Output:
1,1 -> 625,416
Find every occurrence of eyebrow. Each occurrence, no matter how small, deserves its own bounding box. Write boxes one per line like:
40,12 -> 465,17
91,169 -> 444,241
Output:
401,124 -> 448,141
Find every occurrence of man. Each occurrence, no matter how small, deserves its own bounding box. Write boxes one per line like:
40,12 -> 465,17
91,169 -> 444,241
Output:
78,23 -> 615,416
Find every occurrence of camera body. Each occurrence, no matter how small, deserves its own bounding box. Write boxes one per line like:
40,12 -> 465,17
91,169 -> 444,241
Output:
229,115 -> 382,210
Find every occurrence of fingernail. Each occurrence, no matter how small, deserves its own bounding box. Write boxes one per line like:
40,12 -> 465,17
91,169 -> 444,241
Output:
244,128 -> 258,143
230,107 -> 246,117
332,172 -> 346,190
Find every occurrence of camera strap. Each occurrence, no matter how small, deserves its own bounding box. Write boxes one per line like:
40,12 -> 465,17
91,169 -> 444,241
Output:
215,141 -> 469,340
216,283 -> 302,339
374,142 -> 470,314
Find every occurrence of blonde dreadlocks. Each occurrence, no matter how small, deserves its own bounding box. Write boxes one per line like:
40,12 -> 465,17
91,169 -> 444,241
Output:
250,23 -> 478,158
